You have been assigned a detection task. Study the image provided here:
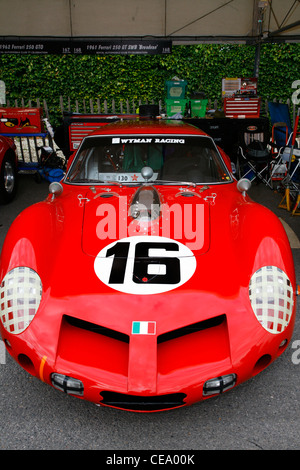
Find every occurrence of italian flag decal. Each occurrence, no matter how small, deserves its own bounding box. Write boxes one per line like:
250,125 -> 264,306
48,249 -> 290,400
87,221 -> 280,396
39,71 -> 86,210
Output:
132,321 -> 156,335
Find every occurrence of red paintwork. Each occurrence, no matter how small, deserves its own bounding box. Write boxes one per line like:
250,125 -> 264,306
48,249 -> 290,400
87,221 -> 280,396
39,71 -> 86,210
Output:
0,135 -> 17,168
0,119 -> 297,411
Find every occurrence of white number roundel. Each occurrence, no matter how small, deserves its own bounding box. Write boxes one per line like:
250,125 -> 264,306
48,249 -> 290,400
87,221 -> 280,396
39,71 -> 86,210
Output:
94,236 -> 197,295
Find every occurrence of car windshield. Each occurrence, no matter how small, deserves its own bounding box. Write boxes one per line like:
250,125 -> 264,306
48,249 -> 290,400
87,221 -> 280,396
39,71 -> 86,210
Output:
66,134 -> 231,185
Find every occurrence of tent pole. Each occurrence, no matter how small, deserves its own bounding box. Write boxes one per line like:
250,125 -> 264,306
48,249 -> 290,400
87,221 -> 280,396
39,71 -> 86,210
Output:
254,42 -> 261,78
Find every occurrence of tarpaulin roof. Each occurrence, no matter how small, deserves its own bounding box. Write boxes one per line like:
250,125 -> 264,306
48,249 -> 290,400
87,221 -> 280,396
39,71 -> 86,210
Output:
0,0 -> 299,48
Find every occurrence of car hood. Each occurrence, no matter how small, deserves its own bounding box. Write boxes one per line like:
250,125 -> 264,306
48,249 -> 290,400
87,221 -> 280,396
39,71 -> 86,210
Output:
81,184 -> 213,258
3,181 -> 290,303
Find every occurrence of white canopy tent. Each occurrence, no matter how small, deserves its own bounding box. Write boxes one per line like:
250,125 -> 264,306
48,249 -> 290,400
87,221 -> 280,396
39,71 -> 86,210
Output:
0,0 -> 299,45
0,0 -> 299,82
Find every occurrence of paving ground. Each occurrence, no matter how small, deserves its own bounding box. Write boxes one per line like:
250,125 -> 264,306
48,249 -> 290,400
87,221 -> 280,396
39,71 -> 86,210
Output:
0,174 -> 299,452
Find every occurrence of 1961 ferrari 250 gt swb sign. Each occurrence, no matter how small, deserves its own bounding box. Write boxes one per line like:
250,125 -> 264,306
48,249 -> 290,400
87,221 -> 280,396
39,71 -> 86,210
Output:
0,119 -> 297,411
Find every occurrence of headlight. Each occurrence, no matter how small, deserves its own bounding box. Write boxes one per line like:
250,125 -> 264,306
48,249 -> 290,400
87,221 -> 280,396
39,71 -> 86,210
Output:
249,266 -> 293,334
51,373 -> 84,396
0,267 -> 42,334
203,374 -> 237,396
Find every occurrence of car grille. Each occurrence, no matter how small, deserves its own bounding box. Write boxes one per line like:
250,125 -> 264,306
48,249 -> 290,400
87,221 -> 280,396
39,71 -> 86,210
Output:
99,391 -> 187,411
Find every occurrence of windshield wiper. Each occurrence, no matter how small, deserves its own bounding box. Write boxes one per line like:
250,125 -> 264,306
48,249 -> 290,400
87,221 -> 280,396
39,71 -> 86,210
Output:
150,180 -> 198,187
71,178 -> 130,186
138,167 -> 198,187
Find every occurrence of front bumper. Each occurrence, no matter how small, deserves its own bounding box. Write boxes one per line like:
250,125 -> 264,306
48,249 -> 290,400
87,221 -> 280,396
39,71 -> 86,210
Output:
0,299 -> 294,412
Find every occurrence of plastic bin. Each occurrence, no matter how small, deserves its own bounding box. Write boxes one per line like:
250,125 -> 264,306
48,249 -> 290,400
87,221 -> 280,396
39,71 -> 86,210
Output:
166,99 -> 188,117
190,99 -> 208,118
165,80 -> 187,99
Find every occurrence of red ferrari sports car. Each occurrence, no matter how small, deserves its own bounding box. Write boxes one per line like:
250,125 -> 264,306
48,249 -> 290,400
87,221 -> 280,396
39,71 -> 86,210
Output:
0,119 -> 297,411
0,134 -> 18,204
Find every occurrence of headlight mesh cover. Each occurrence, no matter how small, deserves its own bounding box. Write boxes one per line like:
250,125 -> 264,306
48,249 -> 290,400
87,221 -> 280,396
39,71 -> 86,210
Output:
0,267 -> 42,334
249,266 -> 293,334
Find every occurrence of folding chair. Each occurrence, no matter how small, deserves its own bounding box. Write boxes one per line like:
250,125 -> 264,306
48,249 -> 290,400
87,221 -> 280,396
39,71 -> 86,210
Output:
236,121 -> 273,188
266,102 -> 294,186
268,102 -> 294,147
276,107 -> 300,213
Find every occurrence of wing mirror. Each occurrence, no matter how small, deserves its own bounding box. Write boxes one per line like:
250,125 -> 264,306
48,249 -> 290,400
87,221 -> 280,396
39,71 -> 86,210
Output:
237,178 -> 251,196
49,181 -> 63,200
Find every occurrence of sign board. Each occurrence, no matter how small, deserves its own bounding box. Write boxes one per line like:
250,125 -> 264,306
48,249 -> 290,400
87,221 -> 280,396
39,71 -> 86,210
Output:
0,38 -> 172,55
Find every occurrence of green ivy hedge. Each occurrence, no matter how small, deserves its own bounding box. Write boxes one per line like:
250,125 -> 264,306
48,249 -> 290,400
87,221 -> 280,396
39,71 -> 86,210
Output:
0,43 -> 299,127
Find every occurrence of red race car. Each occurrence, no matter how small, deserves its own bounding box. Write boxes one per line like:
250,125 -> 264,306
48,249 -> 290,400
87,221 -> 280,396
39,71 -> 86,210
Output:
0,119 -> 297,411
0,135 -> 18,204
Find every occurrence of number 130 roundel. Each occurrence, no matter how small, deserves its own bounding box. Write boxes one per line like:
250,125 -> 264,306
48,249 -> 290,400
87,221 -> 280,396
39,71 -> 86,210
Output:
94,236 -> 197,295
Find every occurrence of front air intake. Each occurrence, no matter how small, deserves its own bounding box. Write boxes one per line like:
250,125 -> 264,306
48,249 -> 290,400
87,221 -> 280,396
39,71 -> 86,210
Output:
64,315 -> 129,343
157,315 -> 225,344
100,391 -> 186,411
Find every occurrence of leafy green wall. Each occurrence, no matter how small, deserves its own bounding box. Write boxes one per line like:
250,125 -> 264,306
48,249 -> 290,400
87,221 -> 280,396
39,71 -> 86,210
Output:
0,43 -> 299,127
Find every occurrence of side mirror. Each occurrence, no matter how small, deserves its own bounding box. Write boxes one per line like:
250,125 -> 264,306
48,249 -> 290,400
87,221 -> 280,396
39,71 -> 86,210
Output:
49,181 -> 63,200
237,178 -> 251,196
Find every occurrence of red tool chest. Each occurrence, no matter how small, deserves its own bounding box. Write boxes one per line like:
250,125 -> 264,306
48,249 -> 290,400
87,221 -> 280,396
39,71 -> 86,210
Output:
0,107 -> 44,134
223,98 -> 261,118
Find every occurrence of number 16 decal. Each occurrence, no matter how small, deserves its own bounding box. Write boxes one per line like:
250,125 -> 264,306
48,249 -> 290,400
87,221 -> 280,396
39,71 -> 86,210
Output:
94,236 -> 196,295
